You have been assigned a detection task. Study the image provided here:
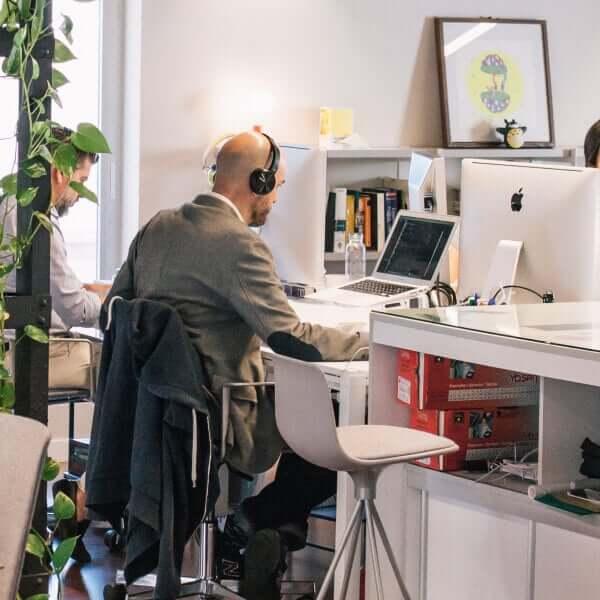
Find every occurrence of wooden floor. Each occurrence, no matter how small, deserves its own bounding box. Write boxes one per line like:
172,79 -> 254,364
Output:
54,525 -> 333,600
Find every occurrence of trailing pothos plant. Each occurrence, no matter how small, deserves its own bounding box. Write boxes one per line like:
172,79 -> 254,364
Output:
0,0 -> 110,598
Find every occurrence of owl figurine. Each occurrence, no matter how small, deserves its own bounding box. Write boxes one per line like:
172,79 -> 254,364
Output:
496,119 -> 527,149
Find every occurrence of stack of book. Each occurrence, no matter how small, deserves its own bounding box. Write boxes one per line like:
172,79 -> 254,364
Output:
324,186 -> 405,253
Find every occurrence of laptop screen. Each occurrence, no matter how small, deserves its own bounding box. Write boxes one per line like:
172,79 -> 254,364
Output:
377,215 -> 455,281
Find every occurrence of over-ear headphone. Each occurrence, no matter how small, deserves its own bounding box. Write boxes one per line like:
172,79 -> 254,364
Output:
249,133 -> 280,195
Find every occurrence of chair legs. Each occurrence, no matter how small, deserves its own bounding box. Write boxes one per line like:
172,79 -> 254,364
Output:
316,495 -> 412,600
124,514 -> 245,600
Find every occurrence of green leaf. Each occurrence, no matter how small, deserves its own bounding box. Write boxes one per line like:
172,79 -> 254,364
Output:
24,595 -> 49,600
0,0 -> 9,27
0,262 -> 15,278
18,0 -> 31,20
71,122 -> 111,154
30,0 -> 44,42
52,536 -> 78,573
2,43 -> 20,76
51,68 -> 69,89
24,324 -> 49,344
42,457 -> 60,482
33,211 -> 53,232
36,145 -> 53,164
53,490 -> 76,520
25,530 -> 47,560
0,380 -> 15,410
46,82 -> 63,108
69,181 -> 96,203
0,173 -> 17,196
32,119 -> 51,140
24,161 -> 46,179
60,13 -> 73,44
17,186 -> 38,207
53,39 -> 76,63
30,56 -> 39,81
33,98 -> 46,117
53,142 -> 77,176
6,8 -> 18,32
13,25 -> 27,48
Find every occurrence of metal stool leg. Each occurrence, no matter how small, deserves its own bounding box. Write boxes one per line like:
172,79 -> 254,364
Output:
336,506 -> 363,600
370,500 -> 412,600
316,500 -> 363,600
365,501 -> 383,600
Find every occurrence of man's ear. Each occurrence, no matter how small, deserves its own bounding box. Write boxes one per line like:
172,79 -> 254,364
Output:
50,165 -> 68,187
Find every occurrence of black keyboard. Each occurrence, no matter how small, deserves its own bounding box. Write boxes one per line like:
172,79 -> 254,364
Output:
340,279 -> 413,297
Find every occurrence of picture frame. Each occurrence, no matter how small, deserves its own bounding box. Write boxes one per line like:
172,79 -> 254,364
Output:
435,17 -> 555,148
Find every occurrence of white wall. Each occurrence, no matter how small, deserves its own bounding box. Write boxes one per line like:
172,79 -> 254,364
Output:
136,0 -> 600,226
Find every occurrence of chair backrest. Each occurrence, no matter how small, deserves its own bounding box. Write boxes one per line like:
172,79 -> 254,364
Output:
0,414 -> 51,600
271,354 -> 354,471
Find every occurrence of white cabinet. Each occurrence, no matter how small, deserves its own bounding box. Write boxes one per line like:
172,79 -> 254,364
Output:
368,303 -> 600,600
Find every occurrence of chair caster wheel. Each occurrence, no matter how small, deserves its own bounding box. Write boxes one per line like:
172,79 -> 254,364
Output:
104,528 -> 124,552
103,583 -> 127,600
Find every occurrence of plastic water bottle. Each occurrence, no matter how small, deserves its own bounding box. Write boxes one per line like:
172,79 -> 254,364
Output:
345,233 -> 366,280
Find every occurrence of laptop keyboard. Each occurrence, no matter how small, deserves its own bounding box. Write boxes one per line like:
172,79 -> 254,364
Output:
340,279 -> 413,297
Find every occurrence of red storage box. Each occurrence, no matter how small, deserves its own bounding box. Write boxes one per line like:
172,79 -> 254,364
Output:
397,349 -> 539,410
410,405 -> 538,471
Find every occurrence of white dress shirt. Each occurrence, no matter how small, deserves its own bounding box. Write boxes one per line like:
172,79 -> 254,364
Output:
4,199 -> 101,329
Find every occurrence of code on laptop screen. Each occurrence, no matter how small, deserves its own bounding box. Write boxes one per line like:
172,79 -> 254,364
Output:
378,216 -> 455,280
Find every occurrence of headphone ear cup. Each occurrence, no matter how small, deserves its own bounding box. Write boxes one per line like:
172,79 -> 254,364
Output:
250,168 -> 276,195
207,165 -> 217,187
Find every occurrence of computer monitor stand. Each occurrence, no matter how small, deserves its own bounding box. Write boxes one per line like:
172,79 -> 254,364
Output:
481,239 -> 523,303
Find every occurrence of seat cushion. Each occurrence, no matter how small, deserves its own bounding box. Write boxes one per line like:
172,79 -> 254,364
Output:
336,425 -> 457,462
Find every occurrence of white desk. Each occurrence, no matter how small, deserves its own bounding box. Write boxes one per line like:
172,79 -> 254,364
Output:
369,302 -> 600,600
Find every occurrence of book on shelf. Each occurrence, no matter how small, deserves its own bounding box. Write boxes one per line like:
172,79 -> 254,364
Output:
325,191 -> 336,252
324,180 -> 406,257
346,190 -> 359,240
363,187 -> 403,239
333,187 -> 347,253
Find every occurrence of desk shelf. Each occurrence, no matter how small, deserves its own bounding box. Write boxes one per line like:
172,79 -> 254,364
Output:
406,465 -> 600,541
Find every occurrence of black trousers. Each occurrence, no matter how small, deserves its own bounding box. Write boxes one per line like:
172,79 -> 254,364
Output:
242,452 -> 337,532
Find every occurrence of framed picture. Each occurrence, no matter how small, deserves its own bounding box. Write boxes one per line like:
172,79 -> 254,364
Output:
435,18 -> 555,148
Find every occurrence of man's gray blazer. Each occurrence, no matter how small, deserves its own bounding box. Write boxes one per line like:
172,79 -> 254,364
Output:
108,194 -> 365,475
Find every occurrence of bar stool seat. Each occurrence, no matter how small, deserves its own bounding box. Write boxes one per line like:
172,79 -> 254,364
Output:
337,424 -> 455,463
272,354 -> 459,600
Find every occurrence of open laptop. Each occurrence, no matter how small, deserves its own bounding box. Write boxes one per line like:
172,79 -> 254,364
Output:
308,210 -> 459,307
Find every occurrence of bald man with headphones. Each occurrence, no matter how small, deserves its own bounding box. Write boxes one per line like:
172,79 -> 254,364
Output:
107,130 -> 367,599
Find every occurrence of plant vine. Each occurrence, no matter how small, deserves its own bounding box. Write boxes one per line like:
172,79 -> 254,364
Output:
0,0 -> 110,597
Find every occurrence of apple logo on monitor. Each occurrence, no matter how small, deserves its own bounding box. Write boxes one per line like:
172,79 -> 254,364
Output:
511,187 -> 523,212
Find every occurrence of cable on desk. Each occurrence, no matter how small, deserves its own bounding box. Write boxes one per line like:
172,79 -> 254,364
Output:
489,285 -> 553,304
426,280 -> 457,307
342,346 -> 369,374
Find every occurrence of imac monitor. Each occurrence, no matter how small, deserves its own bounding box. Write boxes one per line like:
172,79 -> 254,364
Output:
258,145 -> 326,287
459,160 -> 600,302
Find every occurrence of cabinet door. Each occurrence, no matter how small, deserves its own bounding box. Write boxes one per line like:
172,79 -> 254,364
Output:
535,524 -> 600,600
426,496 -> 530,600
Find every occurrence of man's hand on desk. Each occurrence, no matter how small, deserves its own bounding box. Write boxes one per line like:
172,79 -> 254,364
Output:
84,282 -> 112,301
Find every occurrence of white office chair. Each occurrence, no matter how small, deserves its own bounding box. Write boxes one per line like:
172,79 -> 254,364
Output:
0,413 -> 51,600
271,354 -> 459,600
